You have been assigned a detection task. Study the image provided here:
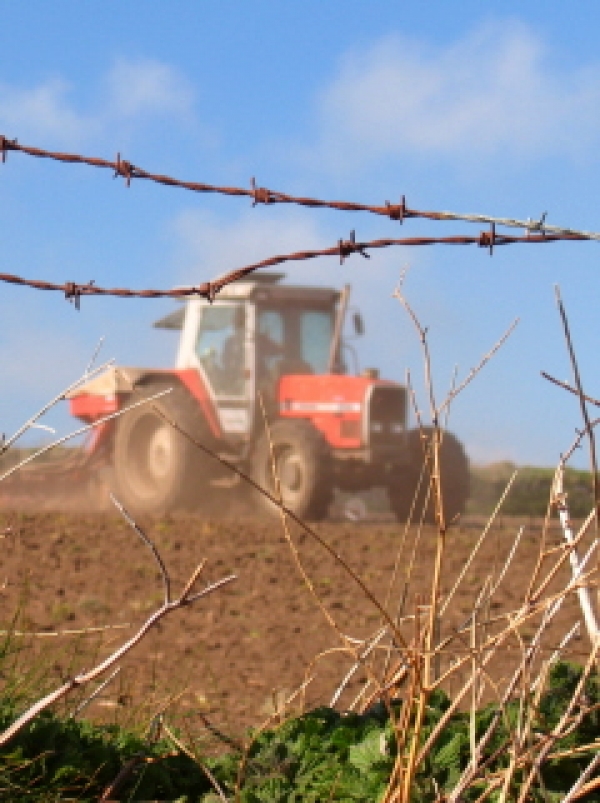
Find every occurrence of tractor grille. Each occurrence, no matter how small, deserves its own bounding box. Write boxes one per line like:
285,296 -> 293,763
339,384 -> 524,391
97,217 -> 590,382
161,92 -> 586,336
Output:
364,385 -> 407,449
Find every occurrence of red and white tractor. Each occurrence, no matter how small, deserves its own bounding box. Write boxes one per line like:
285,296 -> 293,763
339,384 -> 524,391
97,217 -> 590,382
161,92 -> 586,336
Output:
68,272 -> 469,521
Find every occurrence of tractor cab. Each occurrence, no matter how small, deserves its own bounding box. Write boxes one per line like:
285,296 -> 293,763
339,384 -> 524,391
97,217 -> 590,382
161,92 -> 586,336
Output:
154,273 -> 344,440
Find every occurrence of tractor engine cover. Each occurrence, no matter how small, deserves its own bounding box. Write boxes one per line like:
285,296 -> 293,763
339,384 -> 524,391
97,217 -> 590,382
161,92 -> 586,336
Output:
277,374 -> 408,458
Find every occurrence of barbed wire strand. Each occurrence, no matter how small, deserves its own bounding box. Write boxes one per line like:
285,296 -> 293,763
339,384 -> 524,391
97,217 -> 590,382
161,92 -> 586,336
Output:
2,135 -> 600,241
0,229 -> 590,307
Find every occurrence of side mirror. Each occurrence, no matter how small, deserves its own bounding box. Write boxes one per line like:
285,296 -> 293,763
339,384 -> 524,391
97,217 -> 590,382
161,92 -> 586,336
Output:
353,312 -> 364,336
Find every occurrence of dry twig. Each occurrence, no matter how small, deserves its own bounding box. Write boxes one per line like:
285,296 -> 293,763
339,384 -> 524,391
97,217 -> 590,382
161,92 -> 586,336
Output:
0,501 -> 235,747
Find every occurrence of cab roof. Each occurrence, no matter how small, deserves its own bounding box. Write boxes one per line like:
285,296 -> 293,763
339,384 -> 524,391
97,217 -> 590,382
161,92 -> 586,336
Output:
154,272 -> 340,330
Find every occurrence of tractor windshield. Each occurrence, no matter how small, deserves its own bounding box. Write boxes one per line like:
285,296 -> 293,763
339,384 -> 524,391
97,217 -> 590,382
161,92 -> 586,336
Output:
195,303 -> 335,401
257,307 -> 333,375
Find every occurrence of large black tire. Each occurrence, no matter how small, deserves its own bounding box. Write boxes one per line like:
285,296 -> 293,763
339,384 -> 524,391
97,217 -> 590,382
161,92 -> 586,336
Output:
387,427 -> 469,525
252,420 -> 333,521
112,384 -> 212,516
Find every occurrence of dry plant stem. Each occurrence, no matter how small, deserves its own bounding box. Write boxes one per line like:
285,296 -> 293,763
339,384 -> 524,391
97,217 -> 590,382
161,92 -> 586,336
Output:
268,436 -> 348,647
161,719 -> 228,803
430,526 -> 524,687
516,640 -> 600,803
526,484 -> 562,600
440,472 -> 519,617
544,621 -> 581,670
568,776 -> 600,802
469,609 -> 479,767
382,414 -> 420,608
541,371 -> 600,407
384,665 -> 420,803
555,285 -> 600,523
530,507 -> 596,604
392,461 -> 428,609
390,559 -> 590,707
69,667 -> 121,719
0,387 -> 171,483
379,464 -> 429,686
532,419 -> 600,599
0,623 -> 130,637
392,287 -> 447,803
437,318 -> 519,416
258,396 -> 391,709
197,710 -> 244,752
330,627 -> 387,707
563,750 -> 600,803
0,358 -> 114,455
0,505 -> 236,747
157,407 -> 411,654
497,652 -> 551,803
100,755 -> 148,801
554,465 -> 600,641
84,335 -> 105,375
550,737 -> 600,762
425,570 -> 592,788
446,566 -> 598,801
111,493 -> 171,601
561,417 -> 600,466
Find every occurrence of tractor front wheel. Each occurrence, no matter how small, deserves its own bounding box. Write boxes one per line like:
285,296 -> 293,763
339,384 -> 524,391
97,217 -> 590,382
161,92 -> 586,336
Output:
252,420 -> 332,521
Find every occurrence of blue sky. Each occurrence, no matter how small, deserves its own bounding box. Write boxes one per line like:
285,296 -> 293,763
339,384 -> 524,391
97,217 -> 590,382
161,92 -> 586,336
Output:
1,2 -> 600,468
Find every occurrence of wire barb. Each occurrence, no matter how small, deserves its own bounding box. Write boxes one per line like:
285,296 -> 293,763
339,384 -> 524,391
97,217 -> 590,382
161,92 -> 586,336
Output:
0,135 -> 17,164
338,230 -> 370,264
527,211 -> 548,235
114,153 -> 134,187
250,176 -> 273,206
478,222 -> 496,255
64,281 -> 81,310
385,195 -> 407,223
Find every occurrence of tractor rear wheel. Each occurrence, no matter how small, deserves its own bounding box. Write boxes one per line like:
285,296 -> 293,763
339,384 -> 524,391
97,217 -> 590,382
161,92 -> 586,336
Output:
112,384 -> 210,516
252,420 -> 333,521
387,426 -> 469,525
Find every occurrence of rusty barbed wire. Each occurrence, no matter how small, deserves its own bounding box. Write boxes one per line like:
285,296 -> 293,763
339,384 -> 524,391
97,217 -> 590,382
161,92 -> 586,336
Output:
1,135 -> 599,307
2,135 -> 600,241
0,228 -> 589,307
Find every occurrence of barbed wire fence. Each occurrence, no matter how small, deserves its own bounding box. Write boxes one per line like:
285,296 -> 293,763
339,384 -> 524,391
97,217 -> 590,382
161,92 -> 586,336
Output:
1,135 -> 598,308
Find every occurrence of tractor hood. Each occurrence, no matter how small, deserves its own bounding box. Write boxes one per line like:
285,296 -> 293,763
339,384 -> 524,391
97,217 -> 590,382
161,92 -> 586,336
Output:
278,373 -> 399,413
278,373 -> 407,450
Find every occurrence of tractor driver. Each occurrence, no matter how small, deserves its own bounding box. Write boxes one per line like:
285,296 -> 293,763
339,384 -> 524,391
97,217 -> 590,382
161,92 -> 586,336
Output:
221,306 -> 284,399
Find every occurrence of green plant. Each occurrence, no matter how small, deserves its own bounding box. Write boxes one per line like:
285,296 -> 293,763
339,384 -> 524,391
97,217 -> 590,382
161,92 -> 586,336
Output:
2,663 -> 599,801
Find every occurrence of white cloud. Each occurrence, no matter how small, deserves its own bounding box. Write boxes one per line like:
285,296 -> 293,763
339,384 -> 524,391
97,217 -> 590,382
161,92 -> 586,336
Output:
0,58 -> 196,149
312,21 -> 600,169
0,78 -> 95,144
171,207 -> 333,285
104,58 -> 195,120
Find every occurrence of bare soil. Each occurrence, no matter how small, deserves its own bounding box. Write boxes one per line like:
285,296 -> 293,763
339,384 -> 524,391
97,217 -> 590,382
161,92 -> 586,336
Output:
0,507 -> 591,748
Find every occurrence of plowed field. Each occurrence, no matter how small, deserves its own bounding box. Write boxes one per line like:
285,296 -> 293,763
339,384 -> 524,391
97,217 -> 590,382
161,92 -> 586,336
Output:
0,508 -> 591,747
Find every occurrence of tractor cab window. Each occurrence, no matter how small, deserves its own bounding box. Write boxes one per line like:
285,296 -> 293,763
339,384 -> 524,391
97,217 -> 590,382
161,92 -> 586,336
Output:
256,310 -> 285,381
256,307 -> 333,377
300,310 -> 332,374
196,305 -> 246,397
